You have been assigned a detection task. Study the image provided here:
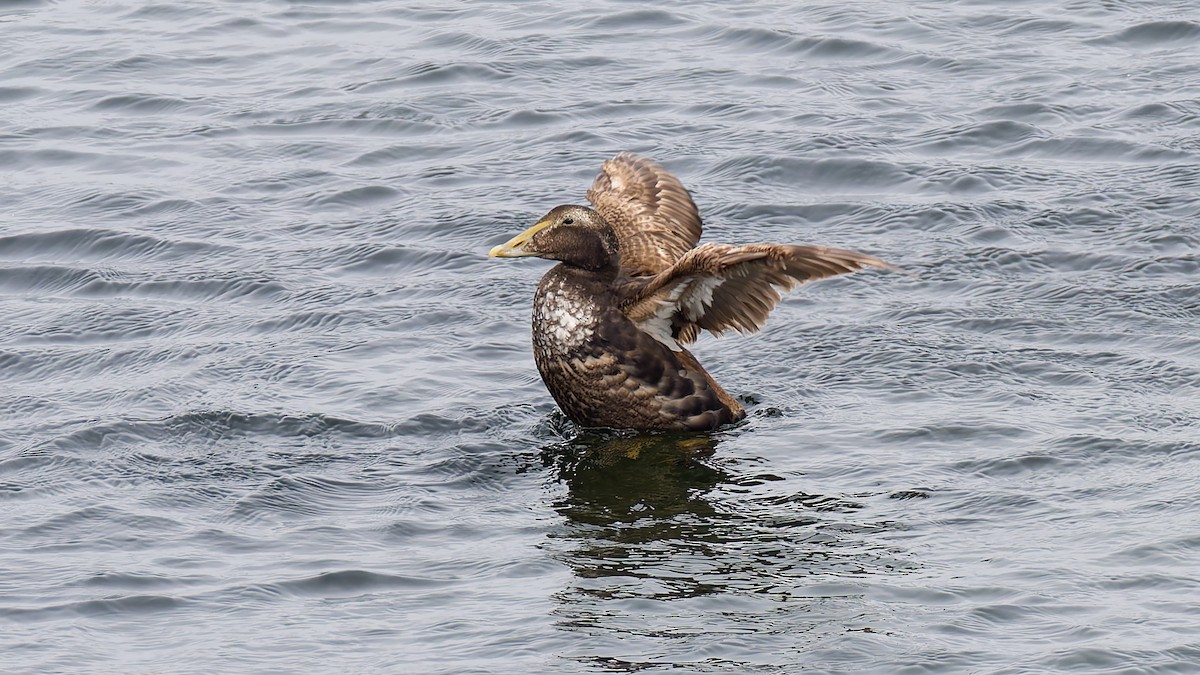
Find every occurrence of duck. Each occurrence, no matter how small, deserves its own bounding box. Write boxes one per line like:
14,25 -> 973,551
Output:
489,152 -> 892,431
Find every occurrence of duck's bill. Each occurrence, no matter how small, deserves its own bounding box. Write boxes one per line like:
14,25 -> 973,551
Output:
487,219 -> 551,258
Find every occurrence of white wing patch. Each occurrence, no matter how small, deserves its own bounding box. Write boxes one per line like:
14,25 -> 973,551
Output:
633,275 -> 724,352
639,305 -> 681,351
682,276 -> 723,320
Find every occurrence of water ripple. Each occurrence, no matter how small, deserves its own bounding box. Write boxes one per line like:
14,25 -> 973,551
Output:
3,0 -> 1200,672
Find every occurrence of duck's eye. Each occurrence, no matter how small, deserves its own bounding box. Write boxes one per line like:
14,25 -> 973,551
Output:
563,217 -> 574,225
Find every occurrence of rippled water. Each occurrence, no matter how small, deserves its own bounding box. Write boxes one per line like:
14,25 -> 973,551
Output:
3,0 -> 1199,672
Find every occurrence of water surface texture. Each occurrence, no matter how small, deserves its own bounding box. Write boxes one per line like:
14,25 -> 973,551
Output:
3,0 -> 1200,672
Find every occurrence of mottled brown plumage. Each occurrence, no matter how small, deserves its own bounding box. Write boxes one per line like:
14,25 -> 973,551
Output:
586,152 -> 703,276
489,153 -> 893,431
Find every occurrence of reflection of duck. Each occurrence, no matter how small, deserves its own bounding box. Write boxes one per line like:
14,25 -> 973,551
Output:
541,431 -> 726,524
491,152 -> 893,431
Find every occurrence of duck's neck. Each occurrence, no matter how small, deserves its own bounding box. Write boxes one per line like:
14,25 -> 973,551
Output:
556,230 -> 619,274
555,259 -> 618,285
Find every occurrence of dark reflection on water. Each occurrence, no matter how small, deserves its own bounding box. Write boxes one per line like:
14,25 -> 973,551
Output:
545,431 -> 726,528
542,430 -> 918,671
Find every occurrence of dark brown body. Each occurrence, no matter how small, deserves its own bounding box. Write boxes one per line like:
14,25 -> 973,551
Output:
531,265 -> 745,431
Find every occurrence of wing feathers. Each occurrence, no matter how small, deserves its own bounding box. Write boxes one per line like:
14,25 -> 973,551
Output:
587,153 -> 703,276
586,153 -> 893,348
622,243 -> 892,348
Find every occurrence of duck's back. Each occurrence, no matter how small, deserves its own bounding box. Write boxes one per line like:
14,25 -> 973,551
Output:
531,265 -> 744,431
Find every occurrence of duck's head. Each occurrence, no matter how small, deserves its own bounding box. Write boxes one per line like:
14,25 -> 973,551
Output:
488,205 -> 619,272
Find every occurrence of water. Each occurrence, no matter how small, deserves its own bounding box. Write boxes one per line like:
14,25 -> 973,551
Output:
2,0 -> 1199,672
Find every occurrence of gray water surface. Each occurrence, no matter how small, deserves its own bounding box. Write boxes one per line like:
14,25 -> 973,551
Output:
3,0 -> 1199,672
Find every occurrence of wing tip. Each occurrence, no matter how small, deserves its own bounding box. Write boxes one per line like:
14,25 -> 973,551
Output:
859,255 -> 910,278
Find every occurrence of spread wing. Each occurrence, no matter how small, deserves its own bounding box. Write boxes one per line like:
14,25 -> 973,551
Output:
586,152 -> 703,276
621,243 -> 894,350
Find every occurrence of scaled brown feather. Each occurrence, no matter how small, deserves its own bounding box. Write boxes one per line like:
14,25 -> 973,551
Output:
586,152 -> 703,276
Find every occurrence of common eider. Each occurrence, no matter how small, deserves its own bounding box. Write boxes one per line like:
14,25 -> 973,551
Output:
489,152 -> 892,431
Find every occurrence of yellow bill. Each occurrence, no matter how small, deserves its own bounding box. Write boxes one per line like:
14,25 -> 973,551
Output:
488,219 -> 552,258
